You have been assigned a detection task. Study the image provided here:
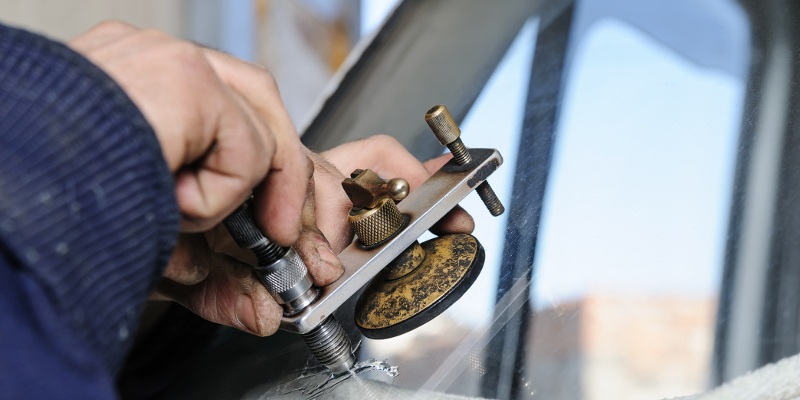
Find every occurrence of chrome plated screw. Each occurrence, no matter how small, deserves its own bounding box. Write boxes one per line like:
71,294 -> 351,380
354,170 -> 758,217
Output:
223,202 -> 356,374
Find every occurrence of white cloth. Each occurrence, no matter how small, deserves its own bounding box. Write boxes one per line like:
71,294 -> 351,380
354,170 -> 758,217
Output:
671,353 -> 800,400
246,352 -> 800,400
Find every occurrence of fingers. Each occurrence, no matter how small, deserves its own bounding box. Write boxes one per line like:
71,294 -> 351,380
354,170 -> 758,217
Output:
293,176 -> 345,286
160,185 -> 346,336
156,234 -> 282,336
202,49 -> 309,246
421,153 -> 454,174
68,23 -> 314,335
428,206 -> 475,235
305,151 -> 355,253
175,88 -> 272,231
208,184 -> 346,288
70,26 -> 286,232
162,234 -> 212,285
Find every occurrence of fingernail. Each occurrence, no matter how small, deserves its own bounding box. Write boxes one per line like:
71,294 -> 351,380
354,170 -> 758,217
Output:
317,245 -> 342,267
236,295 -> 259,334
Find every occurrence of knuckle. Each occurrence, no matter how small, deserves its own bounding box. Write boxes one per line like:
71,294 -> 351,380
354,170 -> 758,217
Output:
254,66 -> 279,91
367,134 -> 401,149
90,20 -> 137,35
261,124 -> 278,152
185,201 -> 215,221
253,130 -> 274,179
181,200 -> 227,229
138,28 -> 173,43
257,129 -> 277,170
140,32 -> 207,72
286,141 -> 310,176
168,41 -> 207,68
140,33 -> 212,81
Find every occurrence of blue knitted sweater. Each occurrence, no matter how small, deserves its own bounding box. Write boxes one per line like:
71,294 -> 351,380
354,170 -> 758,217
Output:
0,25 -> 179,398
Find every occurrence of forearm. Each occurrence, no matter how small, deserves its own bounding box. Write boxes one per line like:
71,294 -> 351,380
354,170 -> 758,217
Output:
0,24 -> 179,396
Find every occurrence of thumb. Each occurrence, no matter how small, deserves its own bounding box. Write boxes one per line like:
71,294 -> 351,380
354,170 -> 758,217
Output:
153,236 -> 283,336
293,176 -> 345,286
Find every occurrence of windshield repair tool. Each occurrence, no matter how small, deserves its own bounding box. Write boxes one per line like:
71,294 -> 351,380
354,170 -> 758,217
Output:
350,104 -> 501,338
224,104 -> 503,370
223,205 -> 356,375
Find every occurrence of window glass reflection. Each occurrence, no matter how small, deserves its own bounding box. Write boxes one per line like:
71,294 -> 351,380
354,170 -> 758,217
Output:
527,17 -> 746,399
360,17 -> 539,395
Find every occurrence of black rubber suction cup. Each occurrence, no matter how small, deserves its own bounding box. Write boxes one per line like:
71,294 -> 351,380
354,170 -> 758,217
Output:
354,234 -> 485,339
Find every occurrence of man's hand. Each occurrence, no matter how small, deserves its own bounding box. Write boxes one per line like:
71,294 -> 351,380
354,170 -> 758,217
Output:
70,23 -> 473,338
146,135 -> 475,337
69,21 -> 313,336
309,134 -> 475,254
68,21 -> 309,239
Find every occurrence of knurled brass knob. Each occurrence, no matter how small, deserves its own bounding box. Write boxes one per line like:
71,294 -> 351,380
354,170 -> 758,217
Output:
425,104 -> 505,216
342,169 -> 409,209
425,105 -> 461,146
348,198 -> 406,247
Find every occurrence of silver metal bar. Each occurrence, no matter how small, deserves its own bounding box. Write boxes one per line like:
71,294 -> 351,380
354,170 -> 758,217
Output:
279,149 -> 503,333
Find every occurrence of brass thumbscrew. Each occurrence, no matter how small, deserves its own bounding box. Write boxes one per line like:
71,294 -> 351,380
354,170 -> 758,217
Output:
425,105 -> 505,216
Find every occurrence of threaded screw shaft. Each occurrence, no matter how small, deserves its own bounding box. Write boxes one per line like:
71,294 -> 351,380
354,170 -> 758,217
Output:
448,138 -> 473,165
476,181 -> 504,216
224,203 -> 352,373
447,139 -> 504,217
251,240 -> 288,265
223,202 -> 289,264
302,315 -> 356,375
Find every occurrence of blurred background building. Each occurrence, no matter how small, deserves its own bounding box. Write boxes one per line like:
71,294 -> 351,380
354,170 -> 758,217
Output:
526,296 -> 715,400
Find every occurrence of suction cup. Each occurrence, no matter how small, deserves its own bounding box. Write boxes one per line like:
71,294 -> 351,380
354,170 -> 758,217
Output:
355,234 -> 485,339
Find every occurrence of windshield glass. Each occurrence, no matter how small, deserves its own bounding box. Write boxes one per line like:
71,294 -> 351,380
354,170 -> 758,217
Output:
359,2 -> 749,398
2,1 -> 771,399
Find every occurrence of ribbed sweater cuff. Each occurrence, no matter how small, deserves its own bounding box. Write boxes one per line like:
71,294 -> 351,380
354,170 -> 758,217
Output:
0,25 -> 179,372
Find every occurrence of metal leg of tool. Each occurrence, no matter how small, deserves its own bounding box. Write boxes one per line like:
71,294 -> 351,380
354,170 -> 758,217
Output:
223,203 -> 356,375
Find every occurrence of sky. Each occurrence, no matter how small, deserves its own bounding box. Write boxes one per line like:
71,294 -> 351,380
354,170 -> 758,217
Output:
358,1 -> 746,326
532,18 -> 744,308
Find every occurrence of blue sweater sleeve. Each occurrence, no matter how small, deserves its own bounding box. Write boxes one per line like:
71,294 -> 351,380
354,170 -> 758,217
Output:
0,25 -> 179,398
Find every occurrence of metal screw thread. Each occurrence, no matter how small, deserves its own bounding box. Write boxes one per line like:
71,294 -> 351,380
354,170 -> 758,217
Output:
476,182 -> 505,216
251,240 -> 288,265
223,202 -> 290,264
447,139 -> 505,217
447,138 -> 473,165
302,315 -> 356,375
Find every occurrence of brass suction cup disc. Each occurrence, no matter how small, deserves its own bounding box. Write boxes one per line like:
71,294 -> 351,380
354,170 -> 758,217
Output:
355,234 -> 485,339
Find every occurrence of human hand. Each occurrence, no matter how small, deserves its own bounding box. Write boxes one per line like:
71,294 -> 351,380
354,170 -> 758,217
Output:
152,172 -> 348,334
148,174 -> 347,337
68,21 -> 309,239
69,21 -> 319,336
308,134 -> 475,254
148,135 -> 475,337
